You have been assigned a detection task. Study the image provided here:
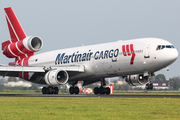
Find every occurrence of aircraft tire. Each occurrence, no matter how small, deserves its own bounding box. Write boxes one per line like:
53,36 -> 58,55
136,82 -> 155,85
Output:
47,87 -> 53,94
54,87 -> 59,94
94,87 -> 99,95
149,83 -> 153,90
69,87 -> 74,94
74,87 -> 79,94
42,87 -> 47,94
145,83 -> 149,90
99,87 -> 105,94
106,87 -> 110,95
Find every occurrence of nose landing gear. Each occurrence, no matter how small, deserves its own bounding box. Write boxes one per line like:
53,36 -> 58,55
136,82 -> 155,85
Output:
145,83 -> 153,90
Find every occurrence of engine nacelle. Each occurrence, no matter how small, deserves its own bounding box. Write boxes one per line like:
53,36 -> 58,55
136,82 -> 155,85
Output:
45,69 -> 69,86
3,36 -> 43,58
125,74 -> 149,86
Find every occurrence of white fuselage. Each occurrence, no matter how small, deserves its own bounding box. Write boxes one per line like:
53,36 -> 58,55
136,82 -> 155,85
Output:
28,38 -> 178,81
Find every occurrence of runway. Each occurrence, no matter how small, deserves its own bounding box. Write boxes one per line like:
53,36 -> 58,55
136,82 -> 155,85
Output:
0,94 -> 179,98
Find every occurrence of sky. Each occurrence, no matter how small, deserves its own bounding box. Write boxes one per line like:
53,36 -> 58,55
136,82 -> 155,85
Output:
0,0 -> 179,79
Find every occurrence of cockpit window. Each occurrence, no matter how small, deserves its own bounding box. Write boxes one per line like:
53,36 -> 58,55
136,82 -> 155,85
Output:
156,45 -> 175,50
161,45 -> 165,49
166,45 -> 171,48
156,45 -> 161,50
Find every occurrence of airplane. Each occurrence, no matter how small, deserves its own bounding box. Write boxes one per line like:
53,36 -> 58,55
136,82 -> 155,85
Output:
0,7 -> 178,95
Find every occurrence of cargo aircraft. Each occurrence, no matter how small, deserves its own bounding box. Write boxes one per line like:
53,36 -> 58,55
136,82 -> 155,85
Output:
0,7 -> 178,94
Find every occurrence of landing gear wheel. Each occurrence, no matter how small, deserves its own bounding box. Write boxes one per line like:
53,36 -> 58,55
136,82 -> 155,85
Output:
74,87 -> 79,94
69,87 -> 79,94
54,87 -> 59,94
94,87 -> 99,95
106,87 -> 110,95
69,87 -> 74,94
42,86 -> 59,94
93,78 -> 111,95
42,87 -> 47,94
47,87 -> 53,94
145,83 -> 153,90
99,87 -> 105,94
149,83 -> 153,90
145,83 -> 149,90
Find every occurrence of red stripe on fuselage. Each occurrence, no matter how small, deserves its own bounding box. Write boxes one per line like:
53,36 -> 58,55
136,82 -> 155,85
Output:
130,44 -> 135,65
122,45 -> 127,56
126,44 -> 131,56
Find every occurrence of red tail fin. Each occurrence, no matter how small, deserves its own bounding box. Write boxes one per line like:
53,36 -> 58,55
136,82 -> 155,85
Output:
5,7 -> 26,42
2,7 -> 43,66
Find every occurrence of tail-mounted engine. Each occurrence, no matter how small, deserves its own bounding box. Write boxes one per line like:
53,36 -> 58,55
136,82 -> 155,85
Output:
125,74 -> 149,86
2,36 -> 43,59
3,7 -> 43,60
45,69 -> 69,86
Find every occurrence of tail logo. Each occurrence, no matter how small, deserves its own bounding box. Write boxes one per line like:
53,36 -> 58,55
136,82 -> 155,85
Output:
122,44 -> 136,65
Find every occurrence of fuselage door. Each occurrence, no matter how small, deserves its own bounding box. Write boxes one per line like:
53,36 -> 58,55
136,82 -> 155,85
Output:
144,45 -> 150,58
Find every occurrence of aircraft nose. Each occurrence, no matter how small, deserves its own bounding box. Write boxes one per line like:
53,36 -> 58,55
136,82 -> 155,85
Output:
166,48 -> 178,64
157,48 -> 178,67
171,48 -> 178,62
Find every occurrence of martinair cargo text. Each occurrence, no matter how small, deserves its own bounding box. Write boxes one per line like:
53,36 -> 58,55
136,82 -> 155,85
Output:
0,7 -> 178,94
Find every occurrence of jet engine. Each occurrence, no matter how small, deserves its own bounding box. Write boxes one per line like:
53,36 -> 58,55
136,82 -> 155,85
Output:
3,36 -> 43,58
45,69 -> 69,86
125,74 -> 149,86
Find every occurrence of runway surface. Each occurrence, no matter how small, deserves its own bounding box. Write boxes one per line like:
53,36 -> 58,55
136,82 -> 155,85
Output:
0,94 -> 179,98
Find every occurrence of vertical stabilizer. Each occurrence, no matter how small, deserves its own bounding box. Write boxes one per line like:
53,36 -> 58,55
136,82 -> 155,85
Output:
2,7 -> 43,67
4,7 -> 26,42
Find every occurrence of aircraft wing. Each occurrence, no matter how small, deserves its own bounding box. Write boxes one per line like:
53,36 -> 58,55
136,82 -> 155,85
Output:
50,65 -> 85,72
0,65 -> 85,77
0,66 -> 45,72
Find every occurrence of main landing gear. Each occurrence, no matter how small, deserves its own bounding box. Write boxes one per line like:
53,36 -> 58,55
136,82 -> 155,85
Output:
69,86 -> 79,94
42,86 -> 59,94
94,79 -> 111,95
145,83 -> 153,90
68,81 -> 80,94
94,87 -> 110,95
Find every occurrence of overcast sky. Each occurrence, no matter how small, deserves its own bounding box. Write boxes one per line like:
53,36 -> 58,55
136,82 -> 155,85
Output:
0,0 -> 179,79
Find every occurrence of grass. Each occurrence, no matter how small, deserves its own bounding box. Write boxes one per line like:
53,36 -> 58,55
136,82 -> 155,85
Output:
0,97 -> 180,120
113,90 -> 180,95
